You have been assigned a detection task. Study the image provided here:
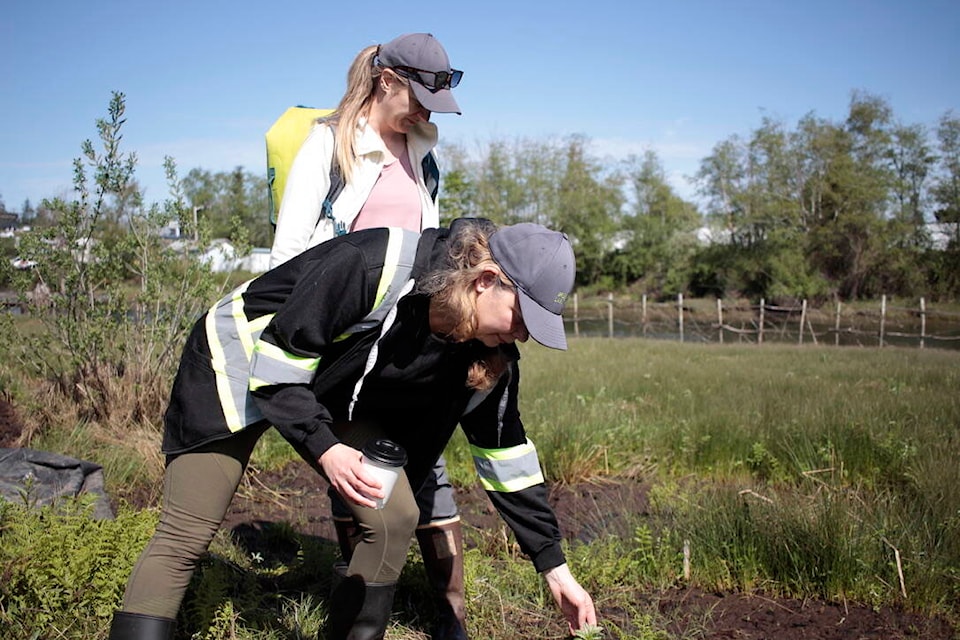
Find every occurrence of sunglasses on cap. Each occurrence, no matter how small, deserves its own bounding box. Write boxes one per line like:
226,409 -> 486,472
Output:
391,65 -> 463,93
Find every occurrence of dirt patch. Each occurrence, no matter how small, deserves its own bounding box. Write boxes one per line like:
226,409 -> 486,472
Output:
0,397 -> 956,639
658,589 -> 956,639
221,465 -> 956,640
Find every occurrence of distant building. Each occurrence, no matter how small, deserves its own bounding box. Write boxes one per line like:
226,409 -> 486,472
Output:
160,218 -> 182,239
238,247 -> 271,273
0,212 -> 18,231
197,239 -> 270,274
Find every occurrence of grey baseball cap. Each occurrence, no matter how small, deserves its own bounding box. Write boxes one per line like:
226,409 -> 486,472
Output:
489,223 -> 576,350
377,33 -> 462,115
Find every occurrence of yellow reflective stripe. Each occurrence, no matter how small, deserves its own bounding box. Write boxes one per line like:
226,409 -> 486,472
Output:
247,313 -> 274,343
470,439 -> 544,493
374,227 -> 403,309
253,339 -> 320,369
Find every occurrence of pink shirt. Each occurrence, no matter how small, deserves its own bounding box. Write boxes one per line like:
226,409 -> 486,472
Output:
351,149 -> 422,232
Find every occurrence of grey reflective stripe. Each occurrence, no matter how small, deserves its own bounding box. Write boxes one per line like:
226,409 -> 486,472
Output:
463,388 -> 492,416
249,340 -> 320,388
470,439 -> 545,492
206,281 -> 267,432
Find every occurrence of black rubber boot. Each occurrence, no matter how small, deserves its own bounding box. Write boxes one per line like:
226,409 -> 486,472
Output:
108,611 -> 176,640
326,562 -> 398,640
416,520 -> 468,640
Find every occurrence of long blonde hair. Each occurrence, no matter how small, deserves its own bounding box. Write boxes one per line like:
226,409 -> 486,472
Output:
324,44 -> 409,185
420,219 -> 512,390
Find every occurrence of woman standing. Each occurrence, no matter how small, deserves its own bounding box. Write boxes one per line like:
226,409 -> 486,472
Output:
268,32 -> 469,638
269,32 -> 461,265
108,219 -> 596,640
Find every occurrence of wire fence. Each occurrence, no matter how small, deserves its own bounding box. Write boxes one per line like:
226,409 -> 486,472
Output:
567,294 -> 960,351
7,288 -> 960,352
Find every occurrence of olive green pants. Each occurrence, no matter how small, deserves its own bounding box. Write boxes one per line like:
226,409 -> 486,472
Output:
121,423 -> 419,619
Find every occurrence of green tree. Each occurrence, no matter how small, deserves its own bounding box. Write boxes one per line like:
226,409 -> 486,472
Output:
553,135 -> 623,286
179,166 -> 269,248
20,199 -> 36,221
929,111 -> 960,294
805,92 -> 893,298
5,92 -> 225,431
614,150 -> 699,293
695,121 -> 821,300
436,142 -> 475,226
931,111 -> 960,229
473,139 -> 526,224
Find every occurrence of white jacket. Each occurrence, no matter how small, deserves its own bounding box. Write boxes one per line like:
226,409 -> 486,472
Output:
269,119 -> 440,268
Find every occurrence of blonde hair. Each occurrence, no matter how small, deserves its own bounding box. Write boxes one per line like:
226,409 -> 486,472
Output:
420,219 -> 512,390
324,44 -> 410,185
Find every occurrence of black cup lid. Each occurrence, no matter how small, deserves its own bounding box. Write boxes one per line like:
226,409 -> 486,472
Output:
362,439 -> 407,467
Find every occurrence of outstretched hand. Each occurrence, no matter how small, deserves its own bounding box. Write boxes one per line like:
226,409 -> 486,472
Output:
542,563 -> 597,634
318,443 -> 382,509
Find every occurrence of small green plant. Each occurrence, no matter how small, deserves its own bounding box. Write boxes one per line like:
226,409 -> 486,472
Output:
573,622 -> 605,639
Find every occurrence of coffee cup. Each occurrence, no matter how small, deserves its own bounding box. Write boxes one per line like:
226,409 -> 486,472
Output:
360,439 -> 408,509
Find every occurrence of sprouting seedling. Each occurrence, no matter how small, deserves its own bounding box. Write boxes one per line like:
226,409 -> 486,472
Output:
573,623 -> 605,639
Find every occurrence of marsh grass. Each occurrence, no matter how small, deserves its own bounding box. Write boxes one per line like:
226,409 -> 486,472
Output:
3,337 -> 959,637
512,339 -> 960,613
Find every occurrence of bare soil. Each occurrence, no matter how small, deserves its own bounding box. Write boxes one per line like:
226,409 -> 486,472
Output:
0,397 -> 955,639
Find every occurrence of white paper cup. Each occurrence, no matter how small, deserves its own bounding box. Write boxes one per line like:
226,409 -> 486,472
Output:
360,439 -> 407,509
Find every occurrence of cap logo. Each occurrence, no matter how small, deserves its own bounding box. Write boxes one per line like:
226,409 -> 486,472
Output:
554,292 -> 568,305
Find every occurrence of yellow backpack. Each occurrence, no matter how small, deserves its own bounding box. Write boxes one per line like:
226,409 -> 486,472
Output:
265,106 -> 334,227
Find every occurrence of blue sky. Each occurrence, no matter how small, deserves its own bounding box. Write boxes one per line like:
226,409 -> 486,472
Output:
2,0 -> 958,212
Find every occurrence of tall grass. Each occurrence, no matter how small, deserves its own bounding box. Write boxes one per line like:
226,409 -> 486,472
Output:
3,337 -> 959,637
506,339 -> 960,612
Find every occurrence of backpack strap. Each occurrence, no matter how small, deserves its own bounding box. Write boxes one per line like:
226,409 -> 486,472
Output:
321,130 -> 440,237
322,124 -> 348,237
422,153 -> 440,203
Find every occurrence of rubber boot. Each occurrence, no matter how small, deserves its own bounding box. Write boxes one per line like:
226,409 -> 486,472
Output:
108,611 -> 176,640
333,517 -> 361,562
416,520 -> 468,640
327,562 -> 398,640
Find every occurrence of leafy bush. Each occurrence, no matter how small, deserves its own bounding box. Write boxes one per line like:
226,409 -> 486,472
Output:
0,497 -> 158,639
1,92 -> 232,496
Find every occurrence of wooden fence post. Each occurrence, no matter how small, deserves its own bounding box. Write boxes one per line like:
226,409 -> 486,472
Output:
678,293 -> 684,343
920,297 -> 926,349
717,298 -> 724,344
879,294 -> 887,348
835,301 -> 841,347
641,293 -> 648,338
573,293 -> 579,338
758,298 -> 765,345
799,299 -> 807,345
607,293 -> 614,338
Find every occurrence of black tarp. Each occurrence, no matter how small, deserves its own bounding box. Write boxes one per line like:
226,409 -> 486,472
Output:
0,447 -> 114,519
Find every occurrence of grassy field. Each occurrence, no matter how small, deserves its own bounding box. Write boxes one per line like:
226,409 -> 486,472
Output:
2,338 -> 959,638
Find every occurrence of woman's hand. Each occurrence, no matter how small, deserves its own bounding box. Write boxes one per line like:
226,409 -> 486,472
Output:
542,563 -> 597,634
318,443 -> 383,509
